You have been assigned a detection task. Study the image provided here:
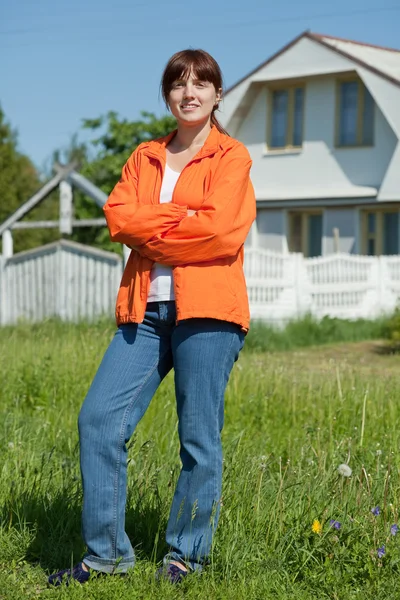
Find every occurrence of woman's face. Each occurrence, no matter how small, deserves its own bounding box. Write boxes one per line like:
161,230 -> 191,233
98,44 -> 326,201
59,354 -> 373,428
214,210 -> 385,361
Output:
168,68 -> 221,127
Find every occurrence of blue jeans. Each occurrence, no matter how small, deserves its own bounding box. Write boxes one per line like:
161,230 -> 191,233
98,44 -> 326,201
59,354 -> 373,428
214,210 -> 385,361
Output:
78,301 -> 244,573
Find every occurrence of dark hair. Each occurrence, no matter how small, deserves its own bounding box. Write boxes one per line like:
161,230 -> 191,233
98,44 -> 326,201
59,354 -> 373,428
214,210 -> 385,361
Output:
161,49 -> 229,135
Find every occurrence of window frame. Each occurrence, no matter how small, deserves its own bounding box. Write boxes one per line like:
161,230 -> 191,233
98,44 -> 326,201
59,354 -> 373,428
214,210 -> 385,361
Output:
361,207 -> 399,256
335,77 -> 375,148
288,210 -> 323,257
267,83 -> 305,151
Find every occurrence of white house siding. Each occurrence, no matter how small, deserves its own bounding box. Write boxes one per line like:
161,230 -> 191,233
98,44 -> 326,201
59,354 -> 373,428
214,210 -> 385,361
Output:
331,102 -> 396,189
219,78 -> 252,136
238,77 -> 397,198
253,206 -> 359,256
250,204 -> 400,258
256,209 -> 287,252
236,87 -> 267,152
359,69 -> 400,201
322,208 -> 358,255
235,74 -> 398,256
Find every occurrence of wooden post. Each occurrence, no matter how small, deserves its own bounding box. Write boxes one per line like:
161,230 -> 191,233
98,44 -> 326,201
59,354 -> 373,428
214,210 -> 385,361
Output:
0,230 -> 12,326
0,168 -> 74,236
2,229 -> 13,258
59,181 -> 73,234
333,227 -> 340,253
0,255 -> 5,325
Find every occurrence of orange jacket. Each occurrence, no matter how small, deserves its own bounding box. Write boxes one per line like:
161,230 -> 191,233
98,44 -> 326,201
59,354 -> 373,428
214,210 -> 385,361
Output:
103,126 -> 256,331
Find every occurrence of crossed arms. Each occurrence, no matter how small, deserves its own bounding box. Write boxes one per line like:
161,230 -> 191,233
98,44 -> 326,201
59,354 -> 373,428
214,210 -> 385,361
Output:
103,145 -> 256,265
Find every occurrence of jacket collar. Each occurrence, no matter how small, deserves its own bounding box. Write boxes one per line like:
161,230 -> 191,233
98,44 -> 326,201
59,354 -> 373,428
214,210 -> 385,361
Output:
142,125 -> 221,162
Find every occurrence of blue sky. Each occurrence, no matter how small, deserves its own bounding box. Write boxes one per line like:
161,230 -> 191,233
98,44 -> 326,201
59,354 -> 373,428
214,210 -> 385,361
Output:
1,0 -> 399,173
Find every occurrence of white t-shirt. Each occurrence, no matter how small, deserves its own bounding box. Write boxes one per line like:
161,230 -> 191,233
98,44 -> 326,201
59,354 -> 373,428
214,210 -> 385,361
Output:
147,164 -> 181,302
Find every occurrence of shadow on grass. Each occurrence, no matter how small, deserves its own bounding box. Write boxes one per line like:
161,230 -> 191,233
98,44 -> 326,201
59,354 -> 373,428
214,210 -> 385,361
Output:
2,486 -> 169,573
370,341 -> 400,355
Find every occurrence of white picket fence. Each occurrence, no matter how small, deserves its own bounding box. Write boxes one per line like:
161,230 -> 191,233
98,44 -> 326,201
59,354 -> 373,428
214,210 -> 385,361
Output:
1,242 -> 400,326
245,248 -> 400,321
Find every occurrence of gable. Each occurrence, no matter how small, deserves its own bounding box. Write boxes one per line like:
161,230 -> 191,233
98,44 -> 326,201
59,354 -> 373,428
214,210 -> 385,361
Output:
220,32 -> 400,136
220,36 -> 355,133
251,36 -> 354,82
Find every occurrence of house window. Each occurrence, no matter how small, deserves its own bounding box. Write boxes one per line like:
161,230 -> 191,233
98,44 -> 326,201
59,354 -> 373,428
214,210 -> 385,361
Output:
362,210 -> 399,255
289,212 -> 322,257
268,86 -> 304,149
336,80 -> 374,147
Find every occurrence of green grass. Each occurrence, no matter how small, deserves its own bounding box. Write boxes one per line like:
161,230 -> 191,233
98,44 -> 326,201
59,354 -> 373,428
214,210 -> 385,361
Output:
1,321 -> 400,599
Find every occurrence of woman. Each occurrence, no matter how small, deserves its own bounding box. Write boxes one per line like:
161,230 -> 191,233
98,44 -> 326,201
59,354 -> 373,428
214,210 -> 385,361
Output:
49,48 -> 256,586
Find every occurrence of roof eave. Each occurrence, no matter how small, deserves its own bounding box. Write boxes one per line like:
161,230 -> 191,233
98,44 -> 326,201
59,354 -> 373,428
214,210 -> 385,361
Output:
307,32 -> 400,88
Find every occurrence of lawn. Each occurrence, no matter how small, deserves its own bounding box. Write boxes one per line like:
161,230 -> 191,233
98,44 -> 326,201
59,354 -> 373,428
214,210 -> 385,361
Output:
1,321 -> 400,599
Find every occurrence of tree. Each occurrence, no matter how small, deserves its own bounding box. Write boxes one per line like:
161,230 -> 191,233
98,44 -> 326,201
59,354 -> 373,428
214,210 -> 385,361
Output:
0,106 -> 59,253
82,110 -> 176,190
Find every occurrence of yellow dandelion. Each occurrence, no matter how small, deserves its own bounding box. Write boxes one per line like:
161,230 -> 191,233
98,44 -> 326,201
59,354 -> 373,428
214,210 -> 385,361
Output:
312,519 -> 322,534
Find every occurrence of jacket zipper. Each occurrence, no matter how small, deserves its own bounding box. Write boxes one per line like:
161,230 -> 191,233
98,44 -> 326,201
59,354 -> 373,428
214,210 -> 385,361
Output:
142,145 -> 217,324
143,145 -> 216,206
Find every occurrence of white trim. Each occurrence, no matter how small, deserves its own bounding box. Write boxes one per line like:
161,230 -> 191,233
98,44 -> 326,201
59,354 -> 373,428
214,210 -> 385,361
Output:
262,148 -> 303,157
255,186 -> 377,201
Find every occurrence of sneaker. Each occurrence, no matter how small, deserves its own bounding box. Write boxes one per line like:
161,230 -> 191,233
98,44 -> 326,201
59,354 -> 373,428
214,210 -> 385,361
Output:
48,562 -> 91,587
156,562 -> 188,584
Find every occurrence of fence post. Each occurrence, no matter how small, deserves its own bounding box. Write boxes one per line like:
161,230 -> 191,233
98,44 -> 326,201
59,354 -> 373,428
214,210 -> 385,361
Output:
294,253 -> 309,317
2,229 -> 13,258
0,256 -> 5,325
59,181 -> 73,235
379,256 -> 395,316
378,256 -> 383,316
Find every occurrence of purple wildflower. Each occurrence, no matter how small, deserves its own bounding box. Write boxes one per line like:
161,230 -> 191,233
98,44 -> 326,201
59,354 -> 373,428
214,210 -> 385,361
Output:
391,524 -> 399,536
329,519 -> 341,530
377,545 -> 385,559
371,506 -> 381,516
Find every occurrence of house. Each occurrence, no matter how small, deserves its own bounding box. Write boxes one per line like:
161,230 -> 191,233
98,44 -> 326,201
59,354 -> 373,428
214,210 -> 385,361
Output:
220,31 -> 400,257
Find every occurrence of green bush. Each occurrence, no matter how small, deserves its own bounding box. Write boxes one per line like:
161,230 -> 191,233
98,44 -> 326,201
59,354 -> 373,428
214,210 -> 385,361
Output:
382,307 -> 400,351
